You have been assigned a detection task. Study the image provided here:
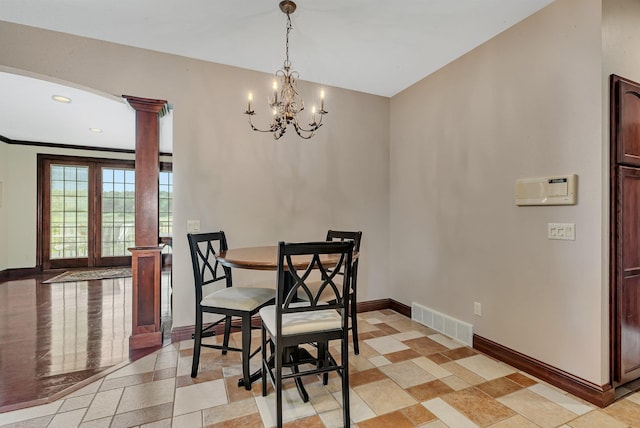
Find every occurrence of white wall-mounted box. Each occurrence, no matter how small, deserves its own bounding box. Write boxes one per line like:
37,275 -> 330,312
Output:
515,174 -> 577,206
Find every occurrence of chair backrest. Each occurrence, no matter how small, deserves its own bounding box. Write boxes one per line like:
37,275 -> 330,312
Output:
187,231 -> 232,304
275,241 -> 354,331
326,230 -> 362,284
326,230 -> 362,253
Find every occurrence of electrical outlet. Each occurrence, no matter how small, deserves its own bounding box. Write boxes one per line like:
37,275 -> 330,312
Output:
187,219 -> 200,232
474,302 -> 482,317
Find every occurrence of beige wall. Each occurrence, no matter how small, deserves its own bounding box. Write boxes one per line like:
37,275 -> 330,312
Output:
390,0 -> 605,384
603,0 -> 640,79
0,21 -> 390,329
602,0 -> 640,150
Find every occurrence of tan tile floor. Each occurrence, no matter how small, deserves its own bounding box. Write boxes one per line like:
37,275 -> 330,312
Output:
1,309 -> 640,427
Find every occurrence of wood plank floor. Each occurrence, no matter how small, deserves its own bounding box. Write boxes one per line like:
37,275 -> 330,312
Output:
0,271 -> 171,412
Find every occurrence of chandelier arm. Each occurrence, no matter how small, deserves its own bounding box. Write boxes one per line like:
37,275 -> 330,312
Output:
292,123 -> 321,134
246,115 -> 279,134
290,114 -> 323,133
291,122 -> 316,139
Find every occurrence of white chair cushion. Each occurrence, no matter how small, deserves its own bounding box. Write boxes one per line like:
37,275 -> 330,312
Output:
201,287 -> 275,312
260,303 -> 342,336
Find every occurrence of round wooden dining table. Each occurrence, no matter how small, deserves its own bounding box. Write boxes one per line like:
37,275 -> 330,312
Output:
216,245 -> 342,271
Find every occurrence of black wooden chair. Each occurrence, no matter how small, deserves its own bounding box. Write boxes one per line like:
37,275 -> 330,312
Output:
260,241 -> 354,428
187,231 -> 275,390
298,230 -> 363,354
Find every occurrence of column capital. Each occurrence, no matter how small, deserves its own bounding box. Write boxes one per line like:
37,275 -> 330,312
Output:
123,95 -> 168,116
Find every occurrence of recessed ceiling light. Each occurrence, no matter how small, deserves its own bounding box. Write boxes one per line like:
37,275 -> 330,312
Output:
51,95 -> 72,103
89,128 -> 103,133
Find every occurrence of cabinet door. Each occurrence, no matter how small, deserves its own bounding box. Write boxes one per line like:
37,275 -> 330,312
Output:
615,78 -> 640,166
615,166 -> 640,383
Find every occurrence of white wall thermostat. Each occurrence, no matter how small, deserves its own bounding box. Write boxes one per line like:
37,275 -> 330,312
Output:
515,174 -> 577,206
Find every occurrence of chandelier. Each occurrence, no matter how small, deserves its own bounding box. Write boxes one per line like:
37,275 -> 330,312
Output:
244,0 -> 327,140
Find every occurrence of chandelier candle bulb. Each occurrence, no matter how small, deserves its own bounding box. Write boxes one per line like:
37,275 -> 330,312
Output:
247,92 -> 253,112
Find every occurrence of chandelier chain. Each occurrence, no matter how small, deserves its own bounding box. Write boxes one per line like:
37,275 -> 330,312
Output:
285,12 -> 291,68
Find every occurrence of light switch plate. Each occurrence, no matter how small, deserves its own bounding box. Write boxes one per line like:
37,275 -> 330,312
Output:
187,219 -> 200,232
548,223 -> 575,240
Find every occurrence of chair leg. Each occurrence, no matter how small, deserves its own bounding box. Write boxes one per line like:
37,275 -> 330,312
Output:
241,315 -> 252,390
191,310 -> 203,378
318,341 -> 329,385
289,350 -> 309,403
351,292 -> 359,355
342,333 -> 351,427
222,315 -> 232,355
276,342 -> 284,428
261,324 -> 268,397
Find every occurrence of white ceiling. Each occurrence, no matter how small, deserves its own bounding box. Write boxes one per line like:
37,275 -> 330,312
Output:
0,0 -> 554,151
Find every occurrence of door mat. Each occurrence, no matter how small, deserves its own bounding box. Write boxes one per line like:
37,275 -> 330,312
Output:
43,267 -> 132,283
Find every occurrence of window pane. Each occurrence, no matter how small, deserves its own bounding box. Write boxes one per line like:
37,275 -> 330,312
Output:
51,166 -> 64,181
159,171 -> 173,237
64,196 -> 77,211
124,198 -> 135,213
77,198 -> 88,213
51,196 -> 64,212
64,167 -> 76,181
101,168 -> 135,258
50,165 -> 89,260
77,212 -> 88,227
77,167 -> 89,182
77,181 -> 89,197
51,180 -> 64,193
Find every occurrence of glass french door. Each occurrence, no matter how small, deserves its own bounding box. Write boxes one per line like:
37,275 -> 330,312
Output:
41,156 -> 135,270
96,166 -> 137,266
47,163 -> 90,266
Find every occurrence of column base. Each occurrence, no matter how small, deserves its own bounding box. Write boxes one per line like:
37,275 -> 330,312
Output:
129,330 -> 163,350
